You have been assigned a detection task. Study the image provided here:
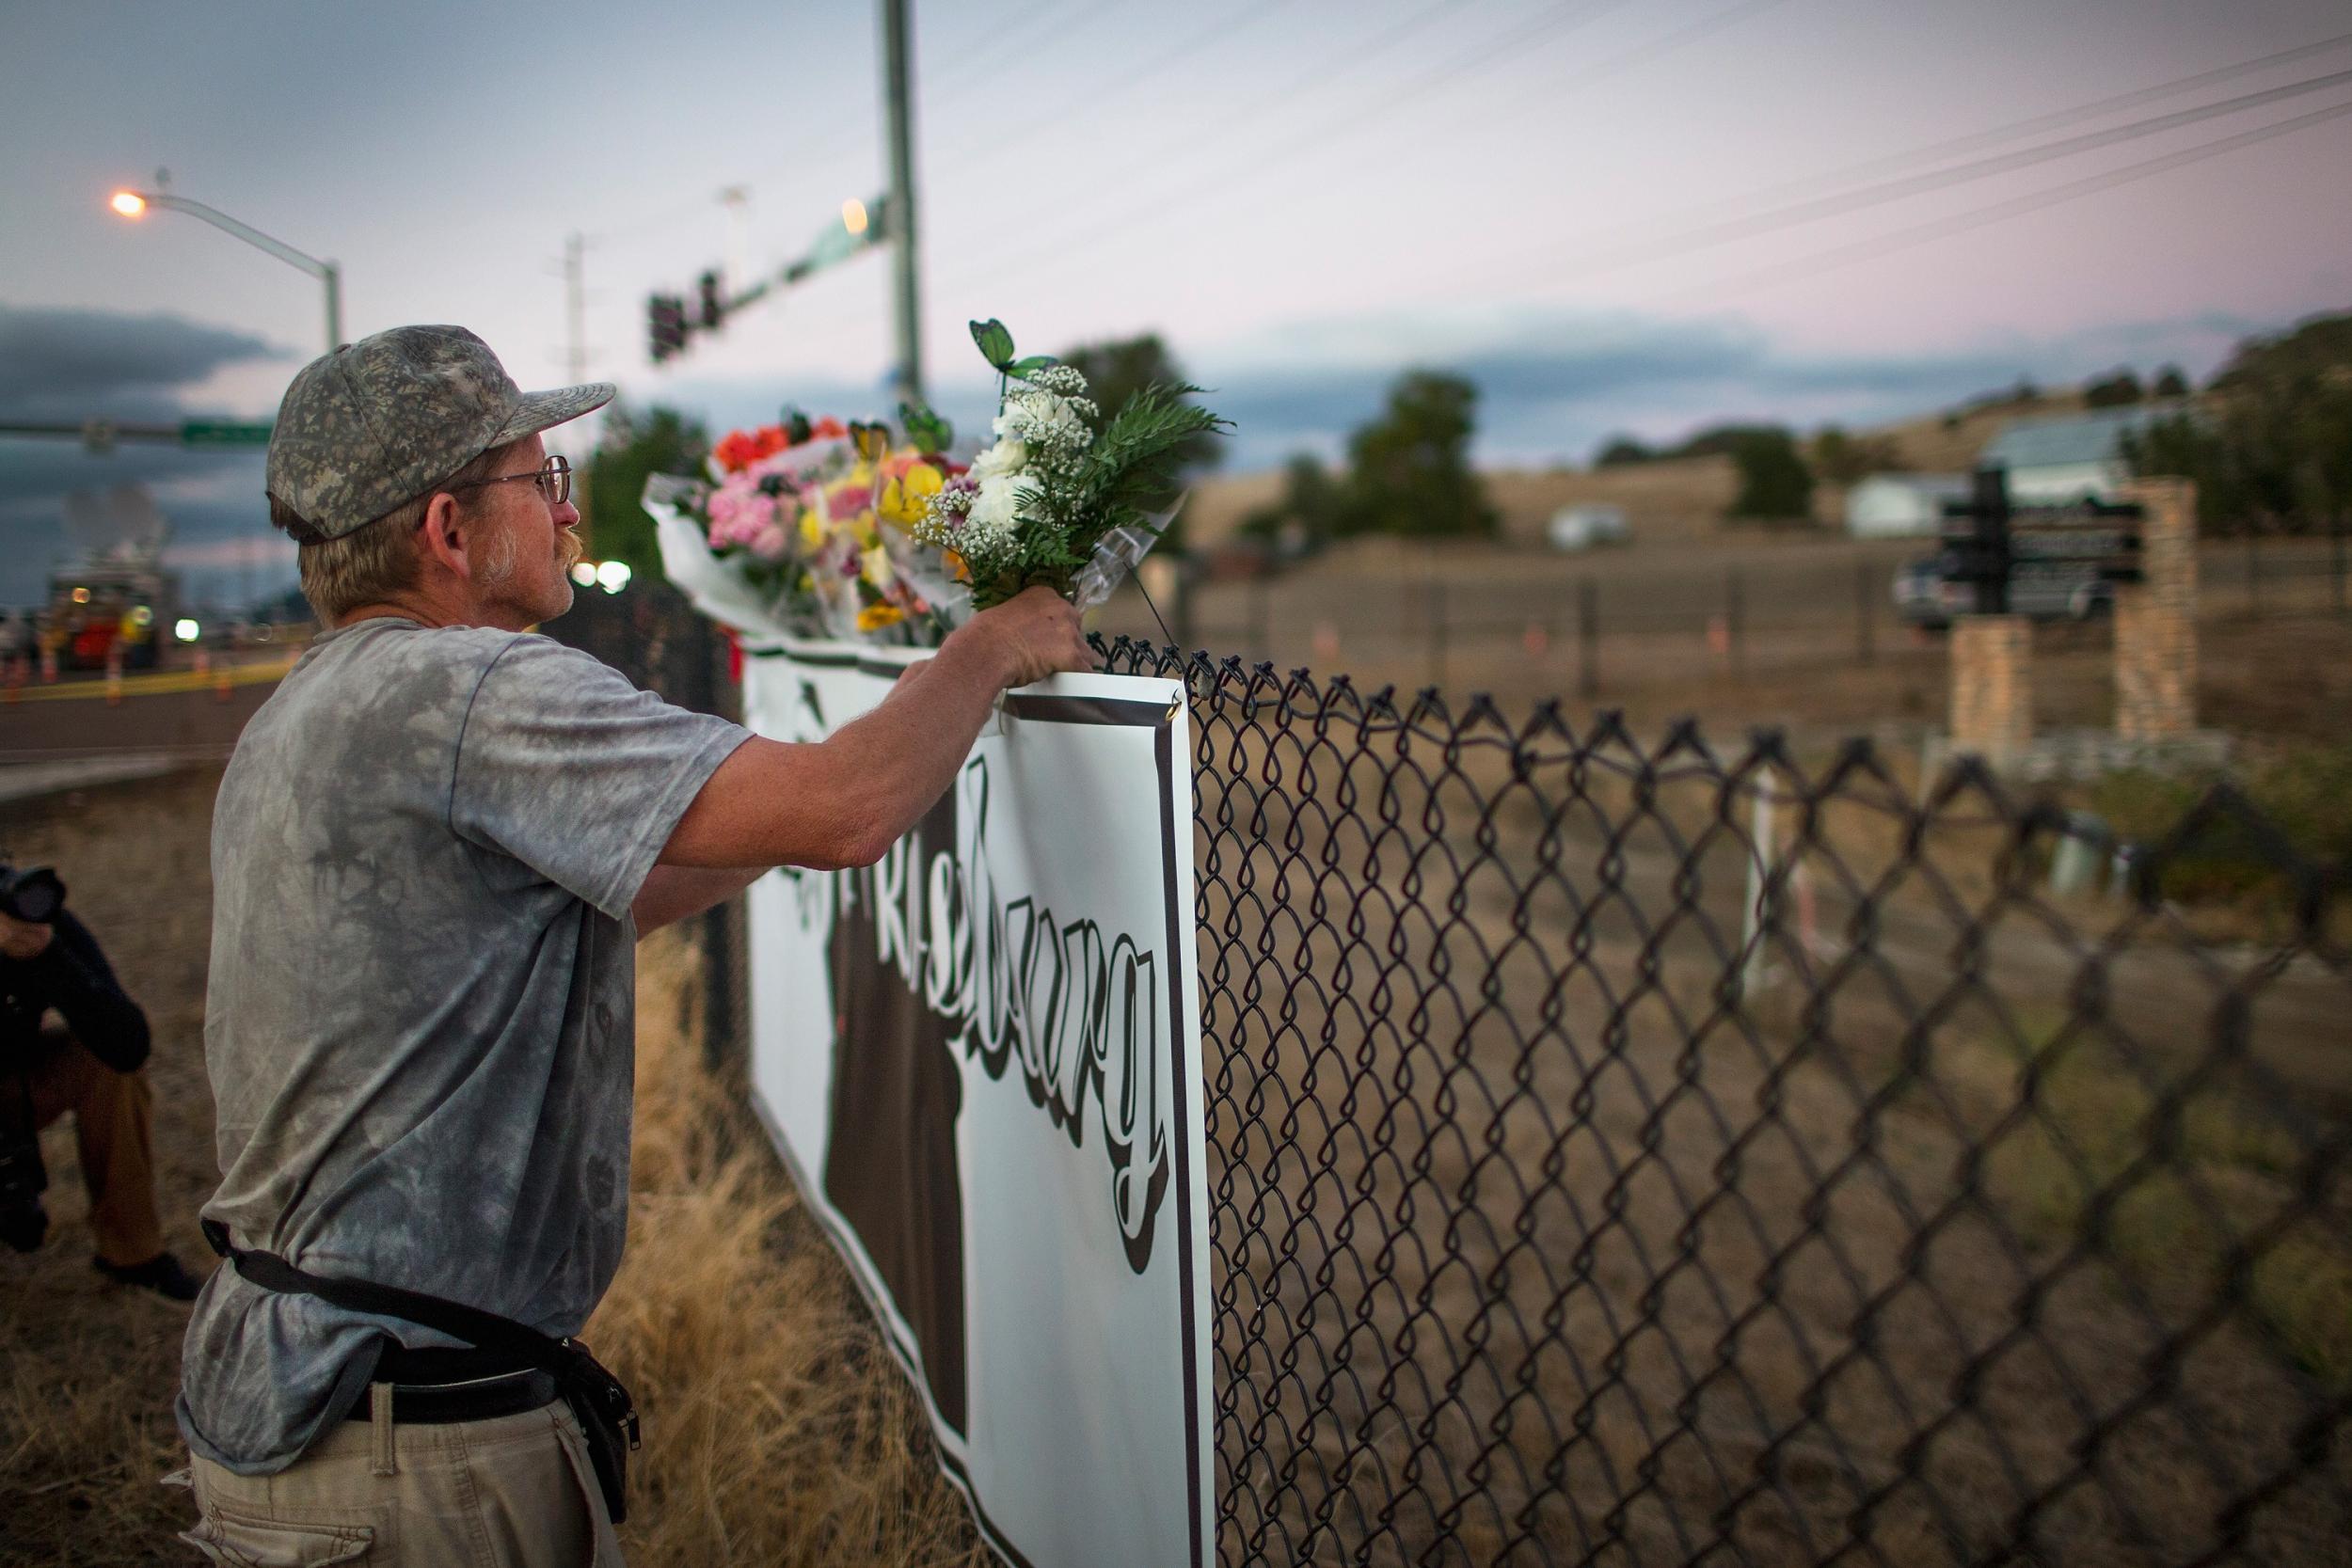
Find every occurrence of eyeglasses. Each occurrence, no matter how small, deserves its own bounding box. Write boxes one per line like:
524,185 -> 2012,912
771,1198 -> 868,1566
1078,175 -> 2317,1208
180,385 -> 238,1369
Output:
445,455 -> 572,508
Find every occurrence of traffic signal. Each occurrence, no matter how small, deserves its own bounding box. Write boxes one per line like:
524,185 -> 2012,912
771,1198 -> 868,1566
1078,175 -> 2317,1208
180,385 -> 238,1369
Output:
646,294 -> 689,364
698,270 -> 725,331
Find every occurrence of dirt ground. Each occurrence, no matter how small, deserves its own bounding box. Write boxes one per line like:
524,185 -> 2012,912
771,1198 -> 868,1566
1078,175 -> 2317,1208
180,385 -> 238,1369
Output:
3,554 -> 2345,1566
1,769 -> 231,1565
0,768 -> 979,1568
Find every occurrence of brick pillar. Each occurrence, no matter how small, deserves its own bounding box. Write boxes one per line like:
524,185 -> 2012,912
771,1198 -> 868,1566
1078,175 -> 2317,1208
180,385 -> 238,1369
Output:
1950,615 -> 2033,763
2115,477 -> 2197,740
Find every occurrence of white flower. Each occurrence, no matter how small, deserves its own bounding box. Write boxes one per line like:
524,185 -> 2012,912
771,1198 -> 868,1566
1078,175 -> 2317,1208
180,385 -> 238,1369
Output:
971,435 -> 1028,484
961,469 -> 1037,562
996,388 -> 1092,452
1028,364 -> 1092,399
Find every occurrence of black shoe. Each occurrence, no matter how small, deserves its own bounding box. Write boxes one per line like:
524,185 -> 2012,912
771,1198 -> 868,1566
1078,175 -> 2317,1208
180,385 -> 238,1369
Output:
95,1251 -> 201,1302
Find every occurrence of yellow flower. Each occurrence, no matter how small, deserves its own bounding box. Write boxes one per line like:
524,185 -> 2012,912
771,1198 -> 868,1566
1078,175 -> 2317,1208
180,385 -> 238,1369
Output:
856,602 -> 905,633
942,548 -> 969,583
880,462 -> 944,525
799,508 -> 826,549
862,545 -> 895,590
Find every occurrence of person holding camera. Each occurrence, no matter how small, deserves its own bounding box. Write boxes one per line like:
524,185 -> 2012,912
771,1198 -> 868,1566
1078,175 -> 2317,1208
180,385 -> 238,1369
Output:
0,861 -> 199,1300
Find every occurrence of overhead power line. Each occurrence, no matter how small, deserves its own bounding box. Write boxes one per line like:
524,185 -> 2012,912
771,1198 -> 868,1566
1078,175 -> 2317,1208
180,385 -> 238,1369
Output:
974,0 -> 1301,162
1678,26 -> 2352,230
583,1 -> 1096,250
939,0 -> 1729,298
1442,62 -> 2352,296
1656,93 -> 2352,306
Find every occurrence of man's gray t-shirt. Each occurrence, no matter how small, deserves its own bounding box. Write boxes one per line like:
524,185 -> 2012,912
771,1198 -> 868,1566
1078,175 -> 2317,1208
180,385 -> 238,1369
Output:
178,616 -> 749,1472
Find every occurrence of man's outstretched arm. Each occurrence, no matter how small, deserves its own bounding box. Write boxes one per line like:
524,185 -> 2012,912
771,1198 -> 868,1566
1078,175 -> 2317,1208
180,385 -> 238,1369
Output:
633,588 -> 1091,932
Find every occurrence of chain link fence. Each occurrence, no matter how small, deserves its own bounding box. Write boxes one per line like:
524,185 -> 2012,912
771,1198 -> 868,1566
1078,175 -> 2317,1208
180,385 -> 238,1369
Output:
588,597 -> 2351,1567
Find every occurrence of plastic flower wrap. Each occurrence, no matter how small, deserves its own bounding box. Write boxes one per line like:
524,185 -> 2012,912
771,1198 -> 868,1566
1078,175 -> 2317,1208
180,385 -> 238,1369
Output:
645,409 -> 969,645
907,319 -> 1227,610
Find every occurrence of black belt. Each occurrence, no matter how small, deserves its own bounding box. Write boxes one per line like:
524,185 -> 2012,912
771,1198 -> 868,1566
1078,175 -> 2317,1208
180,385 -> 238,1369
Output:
346,1343 -> 559,1426
202,1220 -> 638,1523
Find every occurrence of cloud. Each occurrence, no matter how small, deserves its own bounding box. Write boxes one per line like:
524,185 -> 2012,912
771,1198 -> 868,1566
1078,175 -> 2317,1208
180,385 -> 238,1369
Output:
0,304 -> 286,603
0,304 -> 284,421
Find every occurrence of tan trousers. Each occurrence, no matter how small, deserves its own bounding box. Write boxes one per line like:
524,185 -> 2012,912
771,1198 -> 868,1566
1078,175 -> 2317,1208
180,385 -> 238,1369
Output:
181,1397 -> 627,1567
7,1025 -> 164,1265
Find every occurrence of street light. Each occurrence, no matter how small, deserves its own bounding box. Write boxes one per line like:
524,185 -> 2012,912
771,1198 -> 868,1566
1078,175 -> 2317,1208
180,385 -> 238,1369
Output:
108,185 -> 342,354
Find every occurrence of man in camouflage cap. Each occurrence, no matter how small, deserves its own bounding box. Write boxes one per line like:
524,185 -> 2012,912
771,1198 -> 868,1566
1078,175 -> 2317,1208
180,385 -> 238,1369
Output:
176,326 -> 1087,1564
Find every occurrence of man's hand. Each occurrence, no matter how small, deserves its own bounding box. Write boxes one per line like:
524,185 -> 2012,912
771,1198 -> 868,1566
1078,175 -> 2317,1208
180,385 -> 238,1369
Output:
661,589 -> 1098,875
0,911 -> 53,962
953,586 -> 1093,689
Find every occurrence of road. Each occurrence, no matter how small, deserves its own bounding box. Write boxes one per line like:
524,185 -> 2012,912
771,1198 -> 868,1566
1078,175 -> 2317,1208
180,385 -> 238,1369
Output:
0,659 -> 284,766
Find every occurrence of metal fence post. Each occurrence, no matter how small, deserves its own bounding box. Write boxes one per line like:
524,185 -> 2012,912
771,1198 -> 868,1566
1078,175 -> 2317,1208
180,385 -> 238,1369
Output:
1727,566 -> 1745,679
1428,577 -> 1447,688
1740,768 -> 1777,997
1578,578 -> 1598,699
1857,558 -> 1876,664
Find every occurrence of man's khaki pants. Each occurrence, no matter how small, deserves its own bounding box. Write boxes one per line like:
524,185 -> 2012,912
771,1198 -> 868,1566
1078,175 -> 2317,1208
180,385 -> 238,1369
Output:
180,1397 -> 627,1567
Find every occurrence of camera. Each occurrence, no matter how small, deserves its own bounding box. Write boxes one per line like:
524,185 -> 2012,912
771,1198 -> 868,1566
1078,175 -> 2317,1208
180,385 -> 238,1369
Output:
0,863 -> 64,925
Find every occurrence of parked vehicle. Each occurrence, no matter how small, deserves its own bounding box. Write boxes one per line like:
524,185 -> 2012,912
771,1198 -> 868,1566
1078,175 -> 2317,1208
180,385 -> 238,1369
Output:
1893,550 -> 2116,629
1546,504 -> 1630,552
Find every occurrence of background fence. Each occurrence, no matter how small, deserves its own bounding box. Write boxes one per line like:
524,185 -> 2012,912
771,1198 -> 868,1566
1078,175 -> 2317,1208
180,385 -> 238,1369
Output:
1118,536 -> 2352,700
566,598 -> 2351,1568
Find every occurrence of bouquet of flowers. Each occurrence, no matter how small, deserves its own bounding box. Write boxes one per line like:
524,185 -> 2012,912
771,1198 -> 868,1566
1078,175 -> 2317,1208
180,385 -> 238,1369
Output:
645,408 -> 965,645
908,319 -> 1228,610
650,317 -> 1226,643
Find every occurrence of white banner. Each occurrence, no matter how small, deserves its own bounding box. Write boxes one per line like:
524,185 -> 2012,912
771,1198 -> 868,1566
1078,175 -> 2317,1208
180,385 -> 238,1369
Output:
739,641 -> 1212,1568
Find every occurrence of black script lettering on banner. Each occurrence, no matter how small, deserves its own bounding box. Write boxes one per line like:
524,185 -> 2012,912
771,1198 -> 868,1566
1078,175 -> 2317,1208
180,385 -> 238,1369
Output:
789,754 -> 1170,1273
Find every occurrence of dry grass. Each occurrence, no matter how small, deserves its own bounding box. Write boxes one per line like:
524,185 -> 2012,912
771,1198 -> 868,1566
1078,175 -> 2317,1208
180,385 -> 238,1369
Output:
0,767 -> 978,1566
594,931 -> 981,1567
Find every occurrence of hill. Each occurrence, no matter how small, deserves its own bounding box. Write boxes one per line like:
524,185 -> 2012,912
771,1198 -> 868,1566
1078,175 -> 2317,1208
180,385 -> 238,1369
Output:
1180,383 -> 2102,552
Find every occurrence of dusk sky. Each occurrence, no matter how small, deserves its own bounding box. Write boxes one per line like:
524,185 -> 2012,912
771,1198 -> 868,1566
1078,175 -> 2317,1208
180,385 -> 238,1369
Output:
4,0 -> 2348,606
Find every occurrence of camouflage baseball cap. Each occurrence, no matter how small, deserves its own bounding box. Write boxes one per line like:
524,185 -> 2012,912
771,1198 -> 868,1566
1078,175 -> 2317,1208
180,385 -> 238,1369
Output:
264,325 -> 614,542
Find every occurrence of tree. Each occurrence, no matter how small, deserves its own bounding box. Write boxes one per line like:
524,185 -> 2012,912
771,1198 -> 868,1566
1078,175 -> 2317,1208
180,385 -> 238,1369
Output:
1593,435 -> 1653,467
1810,424 -> 1908,485
2123,310 -> 2352,536
2153,364 -> 2191,399
1343,371 -> 1495,540
584,404 -> 709,575
1724,427 -> 1815,523
1238,452 -> 1347,556
1057,332 -> 1222,551
1671,422 -> 1792,461
2083,368 -> 2144,408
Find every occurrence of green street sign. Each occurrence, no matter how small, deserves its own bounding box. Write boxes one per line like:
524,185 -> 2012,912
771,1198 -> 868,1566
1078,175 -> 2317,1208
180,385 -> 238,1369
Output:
179,420 -> 274,448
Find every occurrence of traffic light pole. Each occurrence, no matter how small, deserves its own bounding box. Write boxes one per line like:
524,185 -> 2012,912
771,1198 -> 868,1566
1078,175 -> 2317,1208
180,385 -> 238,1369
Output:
881,0 -> 924,404
637,0 -> 914,376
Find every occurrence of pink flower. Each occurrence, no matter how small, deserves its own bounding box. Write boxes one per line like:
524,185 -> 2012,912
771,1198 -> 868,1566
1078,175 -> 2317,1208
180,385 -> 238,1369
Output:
750,523 -> 789,562
706,483 -> 776,546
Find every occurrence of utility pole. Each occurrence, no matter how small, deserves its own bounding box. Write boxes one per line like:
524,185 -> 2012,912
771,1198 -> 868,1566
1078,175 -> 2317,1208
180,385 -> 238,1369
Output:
880,0 -> 924,403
